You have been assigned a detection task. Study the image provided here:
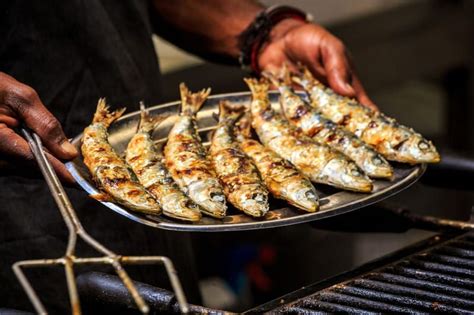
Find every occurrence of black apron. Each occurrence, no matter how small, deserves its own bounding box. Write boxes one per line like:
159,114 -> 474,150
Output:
0,1 -> 200,312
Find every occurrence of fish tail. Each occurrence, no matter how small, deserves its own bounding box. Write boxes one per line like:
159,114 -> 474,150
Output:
179,82 -> 211,116
137,102 -> 170,133
261,69 -> 280,87
217,101 -> 246,124
293,64 -> 320,88
244,77 -> 269,96
234,111 -> 252,141
267,63 -> 294,86
279,63 -> 294,86
92,98 -> 126,127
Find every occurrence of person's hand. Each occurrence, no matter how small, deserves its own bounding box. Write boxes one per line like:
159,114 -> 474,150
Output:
258,19 -> 377,110
0,72 -> 78,183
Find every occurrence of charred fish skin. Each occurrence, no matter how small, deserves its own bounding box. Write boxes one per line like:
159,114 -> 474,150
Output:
264,71 -> 393,179
245,78 -> 373,193
81,99 -> 161,214
209,101 -> 269,217
294,67 -> 440,164
234,111 -> 319,212
125,104 -> 202,222
164,83 -> 227,218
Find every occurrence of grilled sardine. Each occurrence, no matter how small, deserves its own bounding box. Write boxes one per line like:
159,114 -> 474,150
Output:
126,104 -> 202,222
164,83 -> 227,218
81,99 -> 160,214
234,109 -> 319,212
245,78 -> 373,193
264,70 -> 393,179
293,67 -> 440,164
209,101 -> 269,217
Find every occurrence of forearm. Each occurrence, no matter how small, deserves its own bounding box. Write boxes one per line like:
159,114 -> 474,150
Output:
151,0 -> 263,63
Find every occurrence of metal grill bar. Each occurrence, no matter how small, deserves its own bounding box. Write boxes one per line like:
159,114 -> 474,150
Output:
435,245 -> 474,258
370,273 -> 474,300
312,291 -> 410,313
352,279 -> 474,309
417,253 -> 474,269
288,301 -> 371,314
386,266 -> 474,288
403,258 -> 474,278
262,232 -> 474,313
331,283 -> 471,313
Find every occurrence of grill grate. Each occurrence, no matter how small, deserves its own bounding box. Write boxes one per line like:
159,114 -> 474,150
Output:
270,232 -> 474,314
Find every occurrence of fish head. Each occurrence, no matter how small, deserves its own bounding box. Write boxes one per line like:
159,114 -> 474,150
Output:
95,166 -> 161,214
237,188 -> 269,217
188,179 -> 227,218
161,192 -> 202,222
361,154 -> 394,179
321,159 -> 373,193
398,135 -> 440,164
285,180 -> 319,212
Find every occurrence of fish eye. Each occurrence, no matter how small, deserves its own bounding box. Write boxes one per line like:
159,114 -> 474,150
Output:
372,157 -> 382,165
418,141 -> 429,150
305,190 -> 317,200
185,200 -> 197,209
210,192 -> 225,202
351,169 -> 361,177
251,193 -> 267,203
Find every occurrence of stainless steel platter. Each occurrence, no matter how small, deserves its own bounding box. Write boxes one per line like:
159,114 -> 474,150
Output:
66,91 -> 425,232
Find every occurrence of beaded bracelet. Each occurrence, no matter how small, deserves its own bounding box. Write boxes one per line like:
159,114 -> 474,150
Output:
238,5 -> 311,74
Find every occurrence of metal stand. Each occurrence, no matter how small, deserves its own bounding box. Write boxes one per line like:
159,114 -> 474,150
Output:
13,129 -> 189,315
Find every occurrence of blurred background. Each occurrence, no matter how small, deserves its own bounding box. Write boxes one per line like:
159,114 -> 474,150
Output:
153,0 -> 474,311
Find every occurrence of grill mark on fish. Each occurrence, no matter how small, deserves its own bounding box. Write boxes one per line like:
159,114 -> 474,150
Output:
294,66 -> 440,164
293,105 -> 308,120
210,100 -> 269,217
245,77 -> 373,192
126,104 -> 202,221
164,83 -> 226,218
81,99 -> 160,214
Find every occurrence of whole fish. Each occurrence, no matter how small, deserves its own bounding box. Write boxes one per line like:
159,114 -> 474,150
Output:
245,78 -> 373,193
234,109 -> 319,212
164,83 -> 227,218
293,66 -> 440,164
264,70 -> 393,179
126,104 -> 202,222
209,101 -> 269,217
81,99 -> 160,214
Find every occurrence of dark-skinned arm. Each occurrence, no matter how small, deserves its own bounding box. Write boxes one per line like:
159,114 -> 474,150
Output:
150,0 -> 375,108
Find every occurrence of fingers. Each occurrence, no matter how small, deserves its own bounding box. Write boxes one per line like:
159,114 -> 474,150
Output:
351,74 -> 378,111
0,73 -> 77,160
319,39 -> 377,110
0,124 -> 76,184
321,38 -> 356,98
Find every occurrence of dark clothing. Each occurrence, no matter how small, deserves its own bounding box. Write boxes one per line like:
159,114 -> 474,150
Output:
0,1 -> 200,313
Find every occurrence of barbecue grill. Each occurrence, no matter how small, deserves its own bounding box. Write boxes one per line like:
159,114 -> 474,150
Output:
73,202 -> 474,314
69,151 -> 474,314
10,94 -> 474,314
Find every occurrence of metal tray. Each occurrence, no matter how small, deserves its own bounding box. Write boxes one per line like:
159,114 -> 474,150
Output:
66,91 -> 425,232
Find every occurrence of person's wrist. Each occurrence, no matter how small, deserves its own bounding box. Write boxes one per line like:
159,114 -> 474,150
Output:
238,5 -> 310,74
267,18 -> 307,43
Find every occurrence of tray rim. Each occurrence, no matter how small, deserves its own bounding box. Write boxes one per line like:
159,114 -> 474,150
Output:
66,90 -> 426,232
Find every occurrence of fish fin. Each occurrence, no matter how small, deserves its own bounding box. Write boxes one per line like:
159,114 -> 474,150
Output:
90,192 -> 113,202
279,63 -> 294,86
179,82 -> 211,116
137,102 -> 171,134
234,111 -> 252,141
92,98 -> 126,127
217,101 -> 247,124
244,77 -> 270,95
292,64 -> 323,88
262,63 -> 293,87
